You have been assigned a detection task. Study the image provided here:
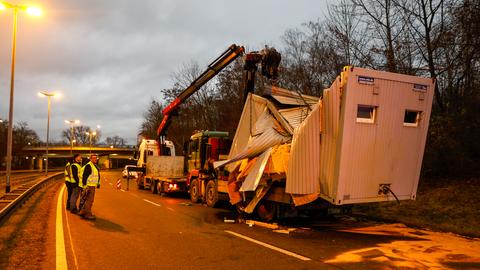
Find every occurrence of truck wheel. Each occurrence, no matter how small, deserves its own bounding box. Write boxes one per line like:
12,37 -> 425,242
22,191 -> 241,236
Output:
256,201 -> 276,222
150,180 -> 158,194
157,181 -> 163,194
205,180 -> 218,208
190,179 -> 200,203
137,177 -> 144,190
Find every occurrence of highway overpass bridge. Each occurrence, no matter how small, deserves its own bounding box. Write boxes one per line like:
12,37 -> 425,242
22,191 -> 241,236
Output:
19,146 -> 137,170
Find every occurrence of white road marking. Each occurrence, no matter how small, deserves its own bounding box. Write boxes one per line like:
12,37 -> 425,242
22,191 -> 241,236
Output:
120,189 -> 126,192
109,183 -> 113,186
131,194 -> 139,198
56,185 -> 68,269
143,199 -> 161,207
167,207 -> 174,212
64,193 -> 79,270
224,230 -> 312,261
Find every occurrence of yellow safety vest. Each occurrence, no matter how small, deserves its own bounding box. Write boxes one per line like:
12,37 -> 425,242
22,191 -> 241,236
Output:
81,161 -> 100,187
64,162 -> 75,183
69,163 -> 82,185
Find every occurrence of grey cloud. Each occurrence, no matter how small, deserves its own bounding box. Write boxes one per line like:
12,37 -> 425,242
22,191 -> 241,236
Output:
0,0 -> 328,145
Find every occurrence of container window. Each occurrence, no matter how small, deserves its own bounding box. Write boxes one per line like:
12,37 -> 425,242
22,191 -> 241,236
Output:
404,110 -> 421,127
356,105 -> 376,124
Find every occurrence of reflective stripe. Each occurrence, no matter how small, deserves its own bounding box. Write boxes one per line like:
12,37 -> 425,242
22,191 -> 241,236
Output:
64,162 -> 74,182
69,163 -> 82,184
84,162 -> 100,187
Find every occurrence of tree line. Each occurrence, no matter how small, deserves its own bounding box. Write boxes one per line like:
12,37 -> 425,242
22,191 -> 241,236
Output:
0,119 -> 128,169
139,0 -> 478,177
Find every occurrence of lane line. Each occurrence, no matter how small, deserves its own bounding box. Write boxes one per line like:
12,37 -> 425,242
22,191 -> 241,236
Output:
143,199 -> 161,207
64,192 -> 79,270
224,230 -> 312,261
166,207 -> 174,212
120,189 -> 126,192
56,185 -> 68,269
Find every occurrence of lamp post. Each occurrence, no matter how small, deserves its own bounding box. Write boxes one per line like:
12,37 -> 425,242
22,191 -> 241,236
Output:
86,131 -> 97,154
39,91 -> 58,175
65,120 -> 80,154
1,1 -> 42,192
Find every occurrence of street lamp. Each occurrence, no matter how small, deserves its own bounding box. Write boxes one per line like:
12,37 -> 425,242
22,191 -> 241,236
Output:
85,131 -> 97,154
2,1 -> 42,193
38,91 -> 58,175
65,120 -> 80,154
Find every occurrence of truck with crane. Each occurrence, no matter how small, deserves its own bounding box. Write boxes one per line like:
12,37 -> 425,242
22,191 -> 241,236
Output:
136,43 -> 434,222
134,44 -> 281,195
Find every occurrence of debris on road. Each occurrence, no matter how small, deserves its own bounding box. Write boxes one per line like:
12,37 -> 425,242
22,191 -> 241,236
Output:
273,228 -> 297,235
179,202 -> 192,206
224,218 -> 235,223
245,220 -> 279,230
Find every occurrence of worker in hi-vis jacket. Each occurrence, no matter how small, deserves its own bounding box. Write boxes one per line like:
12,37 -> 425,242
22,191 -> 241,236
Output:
79,154 -> 101,220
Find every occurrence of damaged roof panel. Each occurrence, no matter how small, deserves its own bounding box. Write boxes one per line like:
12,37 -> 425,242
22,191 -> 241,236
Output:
265,85 -> 319,106
279,107 -> 311,130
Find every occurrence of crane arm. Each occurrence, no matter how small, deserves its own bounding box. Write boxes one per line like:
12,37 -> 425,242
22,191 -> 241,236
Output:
157,44 -> 245,138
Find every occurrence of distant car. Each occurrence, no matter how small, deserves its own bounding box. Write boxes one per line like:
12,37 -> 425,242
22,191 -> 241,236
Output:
122,165 -> 139,178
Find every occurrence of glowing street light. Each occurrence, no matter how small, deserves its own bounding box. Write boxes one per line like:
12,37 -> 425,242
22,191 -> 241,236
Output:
2,1 -> 42,193
26,6 -> 41,16
85,131 -> 97,154
38,91 -> 59,175
65,120 -> 80,154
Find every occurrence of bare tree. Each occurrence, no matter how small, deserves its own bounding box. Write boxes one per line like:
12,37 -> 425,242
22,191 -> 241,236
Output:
61,125 -> 99,146
352,0 -> 409,72
139,98 -> 164,140
327,0 -> 373,67
105,136 -> 127,147
394,0 -> 449,110
280,21 -> 342,97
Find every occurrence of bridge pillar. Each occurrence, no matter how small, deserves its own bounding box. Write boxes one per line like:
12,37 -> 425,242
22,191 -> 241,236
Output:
29,157 -> 35,170
99,156 -> 111,169
37,156 -> 43,171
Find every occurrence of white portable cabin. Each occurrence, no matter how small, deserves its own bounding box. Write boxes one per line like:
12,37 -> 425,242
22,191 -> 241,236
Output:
286,66 -> 435,205
217,66 -> 434,207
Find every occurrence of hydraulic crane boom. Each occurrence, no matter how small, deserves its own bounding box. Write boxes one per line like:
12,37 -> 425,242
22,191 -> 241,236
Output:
157,44 -> 245,139
156,44 -> 281,153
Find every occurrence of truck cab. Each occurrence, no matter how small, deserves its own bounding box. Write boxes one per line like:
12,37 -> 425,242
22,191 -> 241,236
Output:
136,139 -> 175,168
135,139 -> 176,191
186,131 -> 230,173
186,131 -> 231,206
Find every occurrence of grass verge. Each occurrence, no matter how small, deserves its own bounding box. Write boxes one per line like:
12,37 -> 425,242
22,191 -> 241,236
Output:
353,177 -> 480,238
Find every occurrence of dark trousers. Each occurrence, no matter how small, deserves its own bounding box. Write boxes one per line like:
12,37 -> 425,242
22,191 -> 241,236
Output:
65,182 -> 74,209
69,186 -> 81,211
79,186 -> 96,217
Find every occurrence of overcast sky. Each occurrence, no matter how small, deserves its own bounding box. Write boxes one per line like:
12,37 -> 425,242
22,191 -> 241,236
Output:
0,0 -> 329,145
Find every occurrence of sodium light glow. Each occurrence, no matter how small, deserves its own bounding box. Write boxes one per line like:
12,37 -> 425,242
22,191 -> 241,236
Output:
26,6 -> 41,16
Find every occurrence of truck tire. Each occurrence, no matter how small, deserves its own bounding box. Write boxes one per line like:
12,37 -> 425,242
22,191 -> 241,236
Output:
150,180 -> 158,194
190,179 -> 200,203
256,201 -> 276,222
137,176 -> 144,190
157,181 -> 163,194
205,180 -> 218,208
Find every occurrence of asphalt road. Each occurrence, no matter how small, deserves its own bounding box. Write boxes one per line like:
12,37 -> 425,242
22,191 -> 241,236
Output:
59,170 -> 480,270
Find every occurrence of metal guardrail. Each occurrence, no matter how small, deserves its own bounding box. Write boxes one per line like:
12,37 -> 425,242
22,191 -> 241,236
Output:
0,172 -> 63,224
0,169 -> 62,176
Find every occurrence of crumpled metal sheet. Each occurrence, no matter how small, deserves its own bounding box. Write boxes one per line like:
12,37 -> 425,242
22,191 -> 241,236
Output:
214,109 -> 290,168
239,147 -> 273,192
